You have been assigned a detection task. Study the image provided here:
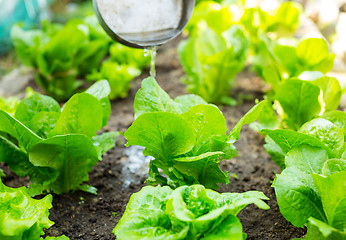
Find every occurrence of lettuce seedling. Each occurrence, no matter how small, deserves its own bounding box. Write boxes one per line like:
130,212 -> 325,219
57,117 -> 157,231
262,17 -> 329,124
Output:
113,185 -> 269,240
273,145 -> 346,239
262,114 -> 346,239
0,81 -> 118,195
178,24 -> 249,105
0,178 -> 69,240
11,16 -> 110,101
125,77 -> 269,189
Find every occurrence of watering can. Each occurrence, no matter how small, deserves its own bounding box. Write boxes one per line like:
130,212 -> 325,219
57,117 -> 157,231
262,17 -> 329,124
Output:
93,0 -> 195,49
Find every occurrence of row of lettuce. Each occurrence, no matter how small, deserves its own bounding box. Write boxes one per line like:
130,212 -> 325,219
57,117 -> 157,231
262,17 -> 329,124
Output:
9,0 -> 335,107
182,1 -> 345,239
1,75 -> 344,239
1,1 -> 345,240
0,76 -> 270,239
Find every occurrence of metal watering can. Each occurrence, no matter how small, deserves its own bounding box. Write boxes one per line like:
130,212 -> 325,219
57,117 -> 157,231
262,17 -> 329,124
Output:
93,0 -> 195,49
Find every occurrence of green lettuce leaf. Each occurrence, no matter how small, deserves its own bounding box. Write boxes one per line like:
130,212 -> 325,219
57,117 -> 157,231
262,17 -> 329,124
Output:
306,217 -> 346,240
228,100 -> 270,143
273,145 -> 329,227
133,77 -> 207,119
15,93 -> 60,127
322,159 -> 346,176
29,135 -> 99,194
125,112 -> 195,160
275,79 -> 321,130
48,93 -> 103,138
0,110 -> 43,150
14,93 -> 61,138
312,172 -> 346,231
299,118 -> 345,156
321,111 -> 346,140
263,129 -> 334,159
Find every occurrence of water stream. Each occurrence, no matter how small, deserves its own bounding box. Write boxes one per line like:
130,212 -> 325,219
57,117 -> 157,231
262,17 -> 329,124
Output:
144,46 -> 158,78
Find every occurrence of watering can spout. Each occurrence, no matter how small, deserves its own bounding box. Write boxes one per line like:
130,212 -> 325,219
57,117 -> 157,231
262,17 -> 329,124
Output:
93,0 -> 195,49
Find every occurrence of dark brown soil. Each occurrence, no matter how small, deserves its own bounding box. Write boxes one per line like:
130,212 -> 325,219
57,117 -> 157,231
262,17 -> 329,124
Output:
1,37 -> 306,240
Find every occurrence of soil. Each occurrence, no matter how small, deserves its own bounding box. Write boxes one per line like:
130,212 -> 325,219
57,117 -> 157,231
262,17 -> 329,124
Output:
1,37 -> 306,240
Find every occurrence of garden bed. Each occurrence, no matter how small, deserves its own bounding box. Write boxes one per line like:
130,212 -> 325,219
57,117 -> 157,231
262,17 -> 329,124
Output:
1,37 -> 306,240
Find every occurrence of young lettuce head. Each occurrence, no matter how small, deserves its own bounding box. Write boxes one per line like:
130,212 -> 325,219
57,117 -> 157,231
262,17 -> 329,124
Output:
113,184 -> 269,240
262,113 -> 346,239
125,77 -> 270,189
0,81 -> 118,195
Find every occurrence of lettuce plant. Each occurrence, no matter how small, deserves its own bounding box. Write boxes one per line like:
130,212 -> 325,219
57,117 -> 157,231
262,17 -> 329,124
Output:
262,114 -> 346,239
125,77 -> 269,189
113,184 -> 269,240
0,81 -> 118,195
0,178 -> 69,240
273,146 -> 345,240
179,24 -> 249,105
11,16 -> 110,101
